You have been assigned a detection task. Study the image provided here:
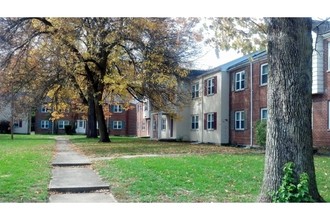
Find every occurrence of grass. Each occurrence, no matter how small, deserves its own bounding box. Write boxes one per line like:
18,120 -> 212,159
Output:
0,134 -> 55,202
70,136 -> 330,202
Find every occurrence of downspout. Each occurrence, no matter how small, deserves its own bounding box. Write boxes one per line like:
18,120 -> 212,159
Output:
250,61 -> 253,147
201,75 -> 204,143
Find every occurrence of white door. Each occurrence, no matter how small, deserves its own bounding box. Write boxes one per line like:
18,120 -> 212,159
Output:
75,120 -> 86,134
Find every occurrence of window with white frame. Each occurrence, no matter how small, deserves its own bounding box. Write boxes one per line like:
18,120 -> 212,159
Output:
142,122 -> 146,130
161,118 -> 167,130
191,115 -> 199,130
113,121 -> 123,129
207,78 -> 215,95
235,111 -> 245,130
235,71 -> 245,91
41,105 -> 48,113
113,105 -> 123,113
261,108 -> 268,120
14,119 -> 23,128
41,120 -> 49,129
207,113 -> 215,130
328,42 -> 330,71
58,120 -> 70,129
192,83 -> 199,99
260,63 -> 268,85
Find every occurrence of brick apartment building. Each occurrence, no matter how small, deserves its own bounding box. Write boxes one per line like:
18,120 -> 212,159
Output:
35,100 -> 137,136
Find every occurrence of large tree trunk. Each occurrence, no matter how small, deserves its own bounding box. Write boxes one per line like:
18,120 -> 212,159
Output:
94,93 -> 110,143
86,95 -> 98,138
258,18 -> 324,202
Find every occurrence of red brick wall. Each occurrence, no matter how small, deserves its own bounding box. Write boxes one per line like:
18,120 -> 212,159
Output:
312,39 -> 330,147
107,103 -> 137,136
229,58 -> 268,146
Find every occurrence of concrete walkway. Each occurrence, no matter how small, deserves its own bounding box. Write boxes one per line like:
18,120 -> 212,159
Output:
48,137 -> 117,203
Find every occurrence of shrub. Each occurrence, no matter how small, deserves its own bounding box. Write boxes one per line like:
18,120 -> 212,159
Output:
64,125 -> 74,135
271,162 -> 314,203
255,120 -> 267,147
0,120 -> 10,134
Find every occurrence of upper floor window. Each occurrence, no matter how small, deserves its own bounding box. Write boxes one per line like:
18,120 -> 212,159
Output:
191,115 -> 199,130
235,71 -> 245,91
328,42 -> 330,71
260,63 -> 268,85
41,105 -> 48,113
113,105 -> 123,113
58,120 -> 70,129
235,111 -> 245,130
192,83 -> 199,99
260,108 -> 268,120
206,78 -> 215,95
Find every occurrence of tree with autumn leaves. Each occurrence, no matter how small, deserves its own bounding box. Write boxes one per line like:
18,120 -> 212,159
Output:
0,17 -> 202,142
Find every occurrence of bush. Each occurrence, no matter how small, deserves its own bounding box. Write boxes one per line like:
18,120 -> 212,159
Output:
64,125 -> 74,135
271,162 -> 314,203
0,120 -> 10,134
255,120 -> 267,147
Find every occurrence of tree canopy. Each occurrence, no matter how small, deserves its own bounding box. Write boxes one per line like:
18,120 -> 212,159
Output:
0,17 -> 203,141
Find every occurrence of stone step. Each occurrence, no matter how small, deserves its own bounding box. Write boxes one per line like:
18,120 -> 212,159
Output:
49,193 -> 117,203
52,152 -> 91,166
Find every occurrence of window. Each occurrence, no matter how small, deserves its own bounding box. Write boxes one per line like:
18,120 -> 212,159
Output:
206,113 -> 216,130
41,120 -> 49,129
41,105 -> 48,113
192,83 -> 199,98
14,119 -> 23,128
260,63 -> 268,85
207,78 -> 215,95
142,122 -> 146,131
235,71 -> 245,91
161,118 -> 167,130
58,120 -> 69,129
261,108 -> 268,120
113,121 -> 123,129
144,102 -> 149,111
235,111 -> 245,130
328,42 -> 330,71
113,105 -> 123,113
191,115 -> 199,130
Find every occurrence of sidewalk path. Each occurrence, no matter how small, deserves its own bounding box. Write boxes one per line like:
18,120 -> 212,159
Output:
48,136 -> 117,203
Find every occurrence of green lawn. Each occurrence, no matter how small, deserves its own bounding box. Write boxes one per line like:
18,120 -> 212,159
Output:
71,136 -> 330,202
0,134 -> 55,202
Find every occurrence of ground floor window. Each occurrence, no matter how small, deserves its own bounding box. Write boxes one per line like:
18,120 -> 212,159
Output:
235,111 -> 245,130
191,115 -> 199,130
58,120 -> 70,129
113,121 -> 123,130
260,108 -> 268,120
205,112 -> 216,130
14,119 -> 23,128
161,117 -> 167,130
41,120 -> 49,129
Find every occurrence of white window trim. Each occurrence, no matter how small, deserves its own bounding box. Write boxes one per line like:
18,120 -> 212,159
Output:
192,83 -> 199,99
260,63 -> 268,86
191,115 -> 199,130
58,120 -> 70,129
114,105 -> 123,113
207,78 -> 215,96
41,120 -> 49,129
113,121 -> 123,130
41,105 -> 48,113
235,111 -> 245,130
207,113 -> 215,130
161,118 -> 167,130
328,42 -> 330,71
261,108 -> 268,120
235,71 -> 245,91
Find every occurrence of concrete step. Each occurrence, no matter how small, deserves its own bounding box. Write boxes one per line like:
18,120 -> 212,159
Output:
49,167 -> 110,193
52,151 -> 91,166
49,192 -> 117,203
